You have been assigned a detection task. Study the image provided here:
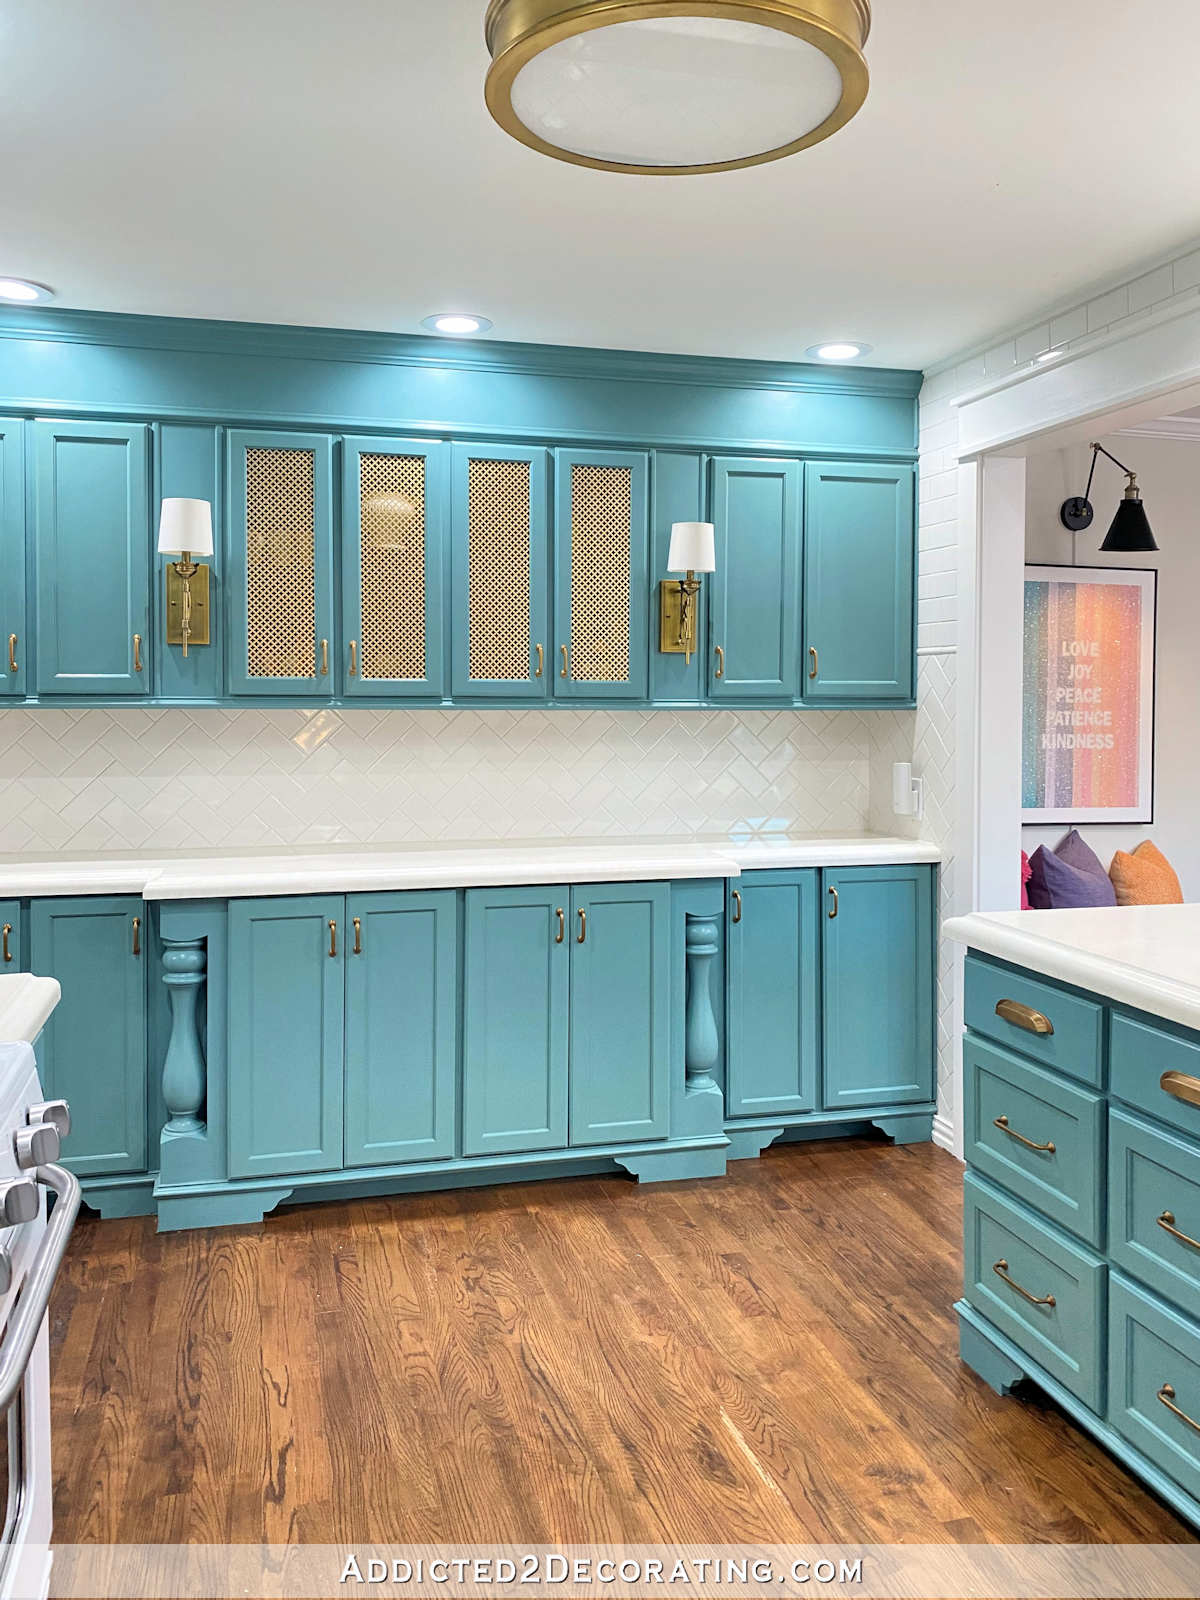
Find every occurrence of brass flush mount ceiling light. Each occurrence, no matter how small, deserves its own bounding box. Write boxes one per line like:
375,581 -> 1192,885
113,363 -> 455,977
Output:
484,0 -> 872,175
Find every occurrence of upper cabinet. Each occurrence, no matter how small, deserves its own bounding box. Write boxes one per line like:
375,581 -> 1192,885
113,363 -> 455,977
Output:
342,437 -> 446,697
450,443 -> 550,699
554,449 -> 649,700
226,430 -> 335,696
33,420 -> 150,696
803,461 -> 916,704
708,456 -> 801,701
0,425 -> 24,697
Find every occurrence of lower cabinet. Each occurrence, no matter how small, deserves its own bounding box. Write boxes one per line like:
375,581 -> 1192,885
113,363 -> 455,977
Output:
29,896 -> 147,1176
726,871 -> 819,1116
0,903 -> 20,972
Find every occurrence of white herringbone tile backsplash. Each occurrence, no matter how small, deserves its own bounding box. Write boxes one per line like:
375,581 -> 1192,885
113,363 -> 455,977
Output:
0,706 -> 875,854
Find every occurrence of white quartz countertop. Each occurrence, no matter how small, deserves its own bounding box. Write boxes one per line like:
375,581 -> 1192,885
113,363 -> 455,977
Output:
944,905 -> 1200,1032
0,834 -> 941,901
0,975 -> 61,1043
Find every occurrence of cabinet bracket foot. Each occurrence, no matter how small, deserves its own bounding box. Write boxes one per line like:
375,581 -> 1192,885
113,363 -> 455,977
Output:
870,1112 -> 934,1146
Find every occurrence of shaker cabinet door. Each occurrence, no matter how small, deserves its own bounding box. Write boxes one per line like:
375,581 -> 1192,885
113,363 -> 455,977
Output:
726,870 -> 819,1117
708,457 -> 801,701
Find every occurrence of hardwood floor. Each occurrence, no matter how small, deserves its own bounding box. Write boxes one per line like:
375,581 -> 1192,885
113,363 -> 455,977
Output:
49,1138 -> 1192,1544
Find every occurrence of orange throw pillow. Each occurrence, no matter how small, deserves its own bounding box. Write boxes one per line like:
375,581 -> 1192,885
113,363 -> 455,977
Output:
1109,841 -> 1185,906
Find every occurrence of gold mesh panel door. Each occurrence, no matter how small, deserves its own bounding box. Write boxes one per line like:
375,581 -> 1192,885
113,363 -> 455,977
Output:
450,443 -> 549,699
553,449 -> 649,700
227,430 -> 335,696
342,437 -> 446,698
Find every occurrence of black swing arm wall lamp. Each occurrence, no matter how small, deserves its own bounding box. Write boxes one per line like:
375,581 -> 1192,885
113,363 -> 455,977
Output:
1060,442 -> 1158,552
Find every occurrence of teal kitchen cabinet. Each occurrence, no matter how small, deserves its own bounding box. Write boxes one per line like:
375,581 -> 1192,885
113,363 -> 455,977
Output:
29,897 -> 147,1176
228,896 -> 344,1178
462,886 -> 569,1156
343,891 -> 458,1167
226,430 -> 336,696
822,864 -> 934,1110
33,421 -> 150,696
803,461 -> 915,704
450,443 -> 551,699
708,457 -> 801,701
726,870 -> 819,1117
0,425 -> 25,697
0,904 -> 21,972
342,437 -> 446,697
553,449 -> 649,700
569,882 -> 670,1146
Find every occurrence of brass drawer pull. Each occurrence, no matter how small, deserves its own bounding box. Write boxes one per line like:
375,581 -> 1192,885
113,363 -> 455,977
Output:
828,885 -> 838,920
993,1115 -> 1056,1154
995,998 -> 1054,1036
714,645 -> 724,680
555,908 -> 565,944
131,916 -> 141,957
319,639 -> 329,677
731,889 -> 742,925
1,924 -> 11,964
809,645 -> 819,680
133,633 -> 143,673
328,919 -> 337,958
349,640 -> 358,677
534,643 -> 544,680
1158,1384 -> 1200,1435
1158,1211 -> 1200,1252
352,916 -> 362,956
560,644 -> 568,679
992,1259 -> 1055,1308
576,908 -> 587,945
7,634 -> 16,674
1162,1071 -> 1200,1109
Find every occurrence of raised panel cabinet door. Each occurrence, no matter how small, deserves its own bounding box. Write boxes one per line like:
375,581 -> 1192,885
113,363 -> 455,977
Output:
803,461 -> 915,704
344,891 -> 458,1167
708,457 -> 801,701
450,443 -> 550,699
228,896 -> 345,1178
822,864 -> 934,1111
29,897 -> 147,1176
0,426 -> 25,697
226,430 -> 335,696
33,420 -> 150,696
462,887 -> 569,1156
726,870 -> 819,1117
553,449 -> 649,700
568,882 -> 670,1146
0,903 -> 22,973
342,437 -> 446,697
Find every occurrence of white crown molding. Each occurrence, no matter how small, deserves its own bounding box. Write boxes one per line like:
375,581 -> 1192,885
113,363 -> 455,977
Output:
1117,413 -> 1200,442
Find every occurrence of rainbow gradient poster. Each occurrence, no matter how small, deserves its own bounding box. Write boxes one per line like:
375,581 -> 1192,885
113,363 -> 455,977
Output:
1023,565 -> 1156,823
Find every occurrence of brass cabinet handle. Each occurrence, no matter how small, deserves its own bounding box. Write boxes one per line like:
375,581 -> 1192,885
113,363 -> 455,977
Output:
328,919 -> 337,958
1,924 -> 11,964
995,998 -> 1054,1036
714,645 -> 725,680
560,644 -> 568,679
731,889 -> 742,925
1162,1071 -> 1200,1109
349,640 -> 358,677
534,643 -> 544,680
576,908 -> 587,944
555,907 -> 565,944
319,639 -> 329,677
809,646 -> 819,680
133,634 -> 143,673
992,1259 -> 1055,1308
1158,1211 -> 1200,1252
993,1115 -> 1056,1154
352,916 -> 362,956
7,634 -> 15,674
828,885 -> 839,919
1158,1384 -> 1200,1435
131,916 -> 141,957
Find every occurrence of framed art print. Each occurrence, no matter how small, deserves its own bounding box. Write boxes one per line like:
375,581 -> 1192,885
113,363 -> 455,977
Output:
1022,564 -> 1156,824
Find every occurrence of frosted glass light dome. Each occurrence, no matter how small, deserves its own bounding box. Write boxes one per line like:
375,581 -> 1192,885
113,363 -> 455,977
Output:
485,1 -> 871,175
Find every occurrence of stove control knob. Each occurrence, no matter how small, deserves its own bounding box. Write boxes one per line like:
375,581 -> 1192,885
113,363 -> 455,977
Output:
13,1123 -> 59,1170
0,1251 -> 11,1297
0,1180 -> 38,1228
28,1100 -> 70,1140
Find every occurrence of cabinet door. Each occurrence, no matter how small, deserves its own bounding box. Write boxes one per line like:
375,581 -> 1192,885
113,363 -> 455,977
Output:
226,431 -> 335,695
33,421 -> 150,696
0,904 -> 21,973
462,887 -> 569,1156
450,443 -> 549,698
344,891 -> 457,1167
554,449 -> 649,700
726,871 -> 818,1117
803,461 -> 915,703
708,457 -> 801,701
29,897 -> 146,1176
342,437 -> 446,697
822,865 -> 933,1111
228,896 -> 344,1178
569,882 -> 670,1146
0,426 -> 25,698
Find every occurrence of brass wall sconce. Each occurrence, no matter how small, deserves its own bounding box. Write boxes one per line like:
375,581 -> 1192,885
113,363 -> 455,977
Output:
1060,442 -> 1158,552
158,499 -> 214,658
659,522 -> 716,665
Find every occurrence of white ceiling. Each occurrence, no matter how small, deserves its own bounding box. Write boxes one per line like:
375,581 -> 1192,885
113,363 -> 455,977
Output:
3,0 -> 1200,370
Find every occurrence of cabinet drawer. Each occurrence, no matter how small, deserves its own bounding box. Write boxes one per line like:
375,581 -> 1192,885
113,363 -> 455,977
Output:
963,1173 -> 1106,1411
964,1036 -> 1104,1245
1111,1011 -> 1200,1142
965,956 -> 1104,1086
1110,1273 -> 1200,1505
1110,1107 -> 1200,1321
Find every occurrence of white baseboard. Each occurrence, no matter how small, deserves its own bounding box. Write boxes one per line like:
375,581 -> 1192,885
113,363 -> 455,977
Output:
932,1112 -> 960,1157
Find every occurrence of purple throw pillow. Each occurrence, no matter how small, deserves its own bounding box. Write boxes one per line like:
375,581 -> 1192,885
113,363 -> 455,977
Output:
1027,843 -> 1117,909
1055,829 -> 1111,885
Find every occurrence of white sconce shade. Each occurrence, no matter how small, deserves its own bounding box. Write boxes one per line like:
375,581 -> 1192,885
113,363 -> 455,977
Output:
667,522 -> 716,573
158,498 -> 214,557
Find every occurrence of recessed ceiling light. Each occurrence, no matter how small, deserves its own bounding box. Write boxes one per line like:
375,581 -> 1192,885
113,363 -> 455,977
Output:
0,278 -> 54,304
807,341 -> 871,362
421,313 -> 493,336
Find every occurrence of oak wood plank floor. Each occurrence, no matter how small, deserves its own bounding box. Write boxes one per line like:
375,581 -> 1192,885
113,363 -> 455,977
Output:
48,1138 -> 1192,1543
